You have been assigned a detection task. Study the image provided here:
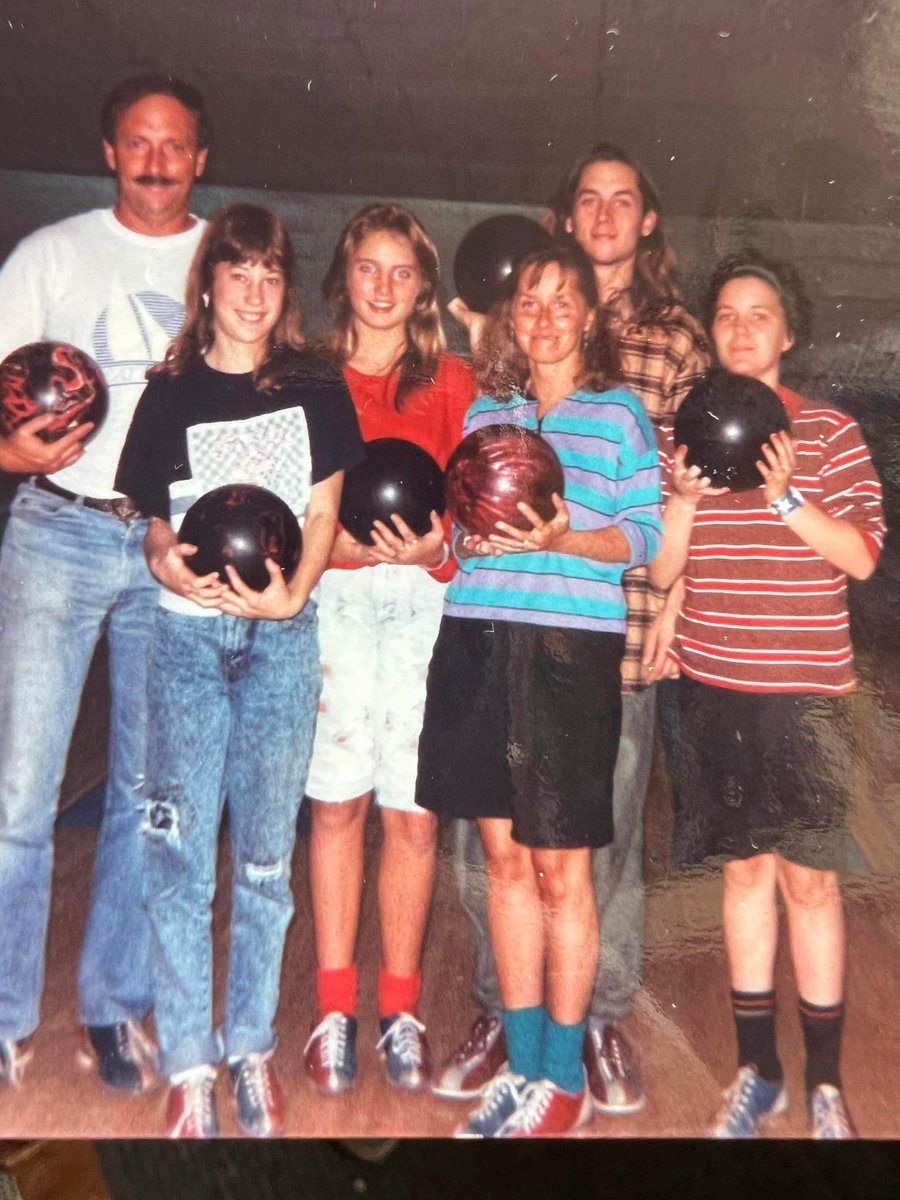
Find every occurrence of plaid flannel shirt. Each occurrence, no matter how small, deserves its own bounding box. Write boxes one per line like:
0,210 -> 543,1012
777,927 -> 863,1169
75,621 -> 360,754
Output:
610,300 -> 710,691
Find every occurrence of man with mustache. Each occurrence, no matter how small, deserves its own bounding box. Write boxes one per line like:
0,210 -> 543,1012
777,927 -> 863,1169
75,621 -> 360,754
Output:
0,74 -> 208,1093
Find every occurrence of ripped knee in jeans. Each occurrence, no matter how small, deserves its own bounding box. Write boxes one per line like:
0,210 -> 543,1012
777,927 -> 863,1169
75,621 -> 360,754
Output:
144,793 -> 181,844
244,858 -> 286,885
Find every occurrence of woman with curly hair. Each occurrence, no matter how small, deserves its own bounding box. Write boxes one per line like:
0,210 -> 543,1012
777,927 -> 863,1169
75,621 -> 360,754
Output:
416,241 -> 661,1137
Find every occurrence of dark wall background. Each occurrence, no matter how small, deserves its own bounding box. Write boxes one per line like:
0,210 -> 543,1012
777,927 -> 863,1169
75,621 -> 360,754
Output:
2,0 -> 899,576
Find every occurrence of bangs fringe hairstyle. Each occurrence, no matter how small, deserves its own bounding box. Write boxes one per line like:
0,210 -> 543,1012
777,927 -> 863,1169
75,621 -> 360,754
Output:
705,249 -> 811,347
321,203 -> 446,408
476,242 -> 621,402
152,204 -> 305,390
549,142 -> 683,324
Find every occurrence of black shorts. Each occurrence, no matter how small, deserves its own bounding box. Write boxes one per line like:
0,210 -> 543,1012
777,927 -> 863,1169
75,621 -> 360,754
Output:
675,676 -> 864,871
415,616 -> 624,850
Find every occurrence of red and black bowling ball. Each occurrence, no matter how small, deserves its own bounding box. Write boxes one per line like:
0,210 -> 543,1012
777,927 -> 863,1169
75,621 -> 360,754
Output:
339,438 -> 445,545
0,341 -> 108,442
179,484 -> 303,592
445,423 -> 565,539
673,370 -> 791,492
453,215 -> 553,314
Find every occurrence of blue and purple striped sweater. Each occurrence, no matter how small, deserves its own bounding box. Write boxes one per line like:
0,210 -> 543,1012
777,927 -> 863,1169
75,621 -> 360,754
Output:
444,388 -> 662,634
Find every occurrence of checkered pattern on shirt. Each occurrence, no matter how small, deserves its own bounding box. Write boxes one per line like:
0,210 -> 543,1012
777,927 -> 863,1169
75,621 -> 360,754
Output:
612,302 -> 710,691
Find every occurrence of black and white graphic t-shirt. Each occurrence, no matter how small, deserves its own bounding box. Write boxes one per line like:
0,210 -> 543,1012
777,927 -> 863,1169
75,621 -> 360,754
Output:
116,353 -> 364,615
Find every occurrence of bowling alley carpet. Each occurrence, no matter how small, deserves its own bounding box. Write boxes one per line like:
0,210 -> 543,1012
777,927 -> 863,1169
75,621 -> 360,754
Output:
1,754 -> 899,1141
1,561 -> 900,1139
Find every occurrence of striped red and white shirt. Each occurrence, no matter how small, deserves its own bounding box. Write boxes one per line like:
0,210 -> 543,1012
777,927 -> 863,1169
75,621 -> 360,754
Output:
657,386 -> 885,694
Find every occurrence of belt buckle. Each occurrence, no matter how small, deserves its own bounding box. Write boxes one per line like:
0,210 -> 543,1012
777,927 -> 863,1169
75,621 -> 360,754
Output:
108,497 -> 141,526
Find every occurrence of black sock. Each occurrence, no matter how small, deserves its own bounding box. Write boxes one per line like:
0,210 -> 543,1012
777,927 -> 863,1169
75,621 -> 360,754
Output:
799,997 -> 844,1092
731,989 -> 782,1083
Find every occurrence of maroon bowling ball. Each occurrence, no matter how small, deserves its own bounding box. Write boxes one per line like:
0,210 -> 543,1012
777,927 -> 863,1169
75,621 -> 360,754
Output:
453,215 -> 553,314
445,424 -> 565,539
673,370 -> 791,492
179,484 -> 303,592
0,341 -> 108,442
339,438 -> 445,545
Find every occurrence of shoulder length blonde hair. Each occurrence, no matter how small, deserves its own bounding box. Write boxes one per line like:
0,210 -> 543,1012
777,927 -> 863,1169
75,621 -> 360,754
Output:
320,203 -> 446,408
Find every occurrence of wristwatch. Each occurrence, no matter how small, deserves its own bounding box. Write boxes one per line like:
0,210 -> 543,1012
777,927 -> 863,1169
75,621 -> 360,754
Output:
769,485 -> 806,518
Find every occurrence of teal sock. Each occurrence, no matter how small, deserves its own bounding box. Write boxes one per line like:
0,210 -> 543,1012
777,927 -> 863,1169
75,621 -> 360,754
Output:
542,1015 -> 586,1093
501,1006 -> 544,1081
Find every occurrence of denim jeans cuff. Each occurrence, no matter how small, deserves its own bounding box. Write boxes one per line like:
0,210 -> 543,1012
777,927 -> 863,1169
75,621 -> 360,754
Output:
162,1033 -> 223,1080
78,1003 -> 152,1029
222,1030 -> 277,1063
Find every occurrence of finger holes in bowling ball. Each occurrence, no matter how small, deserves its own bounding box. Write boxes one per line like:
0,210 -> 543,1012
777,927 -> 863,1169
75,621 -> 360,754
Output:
445,424 -> 565,539
179,484 -> 303,592
453,215 -> 553,314
339,438 -> 445,546
0,341 -> 108,442
673,370 -> 791,492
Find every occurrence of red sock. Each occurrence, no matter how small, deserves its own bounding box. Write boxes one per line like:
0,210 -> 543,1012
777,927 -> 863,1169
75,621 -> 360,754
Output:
378,966 -> 421,1019
316,965 -> 357,1020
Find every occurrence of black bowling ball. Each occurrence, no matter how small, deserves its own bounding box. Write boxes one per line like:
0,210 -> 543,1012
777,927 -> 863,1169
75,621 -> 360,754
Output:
179,484 -> 303,592
673,370 -> 791,492
453,215 -> 553,314
339,438 -> 445,545
0,340 -> 108,442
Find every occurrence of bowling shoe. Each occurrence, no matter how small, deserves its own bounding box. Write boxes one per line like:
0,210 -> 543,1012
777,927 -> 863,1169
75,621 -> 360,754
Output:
808,1084 -> 859,1139
229,1050 -> 285,1138
432,1012 -> 507,1100
454,1069 -> 529,1138
583,1020 -> 645,1114
165,1065 -> 219,1138
303,1012 -> 358,1095
0,1038 -> 33,1089
376,1012 -> 432,1091
709,1065 -> 788,1138
77,1019 -> 158,1093
496,1077 -> 593,1137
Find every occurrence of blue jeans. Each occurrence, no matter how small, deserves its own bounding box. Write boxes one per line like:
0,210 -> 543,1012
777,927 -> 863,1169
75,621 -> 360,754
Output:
0,482 -> 156,1040
455,685 -> 657,1022
143,605 -> 320,1078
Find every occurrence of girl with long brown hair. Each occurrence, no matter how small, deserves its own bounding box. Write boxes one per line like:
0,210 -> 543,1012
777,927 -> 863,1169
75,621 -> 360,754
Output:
116,203 -> 362,1138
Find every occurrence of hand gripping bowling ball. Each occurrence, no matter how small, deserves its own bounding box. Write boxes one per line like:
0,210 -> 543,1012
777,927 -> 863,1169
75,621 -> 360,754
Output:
445,424 -> 565,539
453,215 -> 553,314
0,341 -> 108,442
179,484 -> 303,592
339,438 -> 445,545
673,370 -> 791,492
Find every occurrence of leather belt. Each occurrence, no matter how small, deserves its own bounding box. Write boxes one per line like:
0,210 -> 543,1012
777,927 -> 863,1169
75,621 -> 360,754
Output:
33,476 -> 142,525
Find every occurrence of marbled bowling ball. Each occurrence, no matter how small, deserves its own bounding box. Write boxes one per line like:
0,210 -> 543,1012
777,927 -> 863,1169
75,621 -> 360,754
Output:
0,341 -> 108,442
179,484 -> 302,592
453,214 -> 553,314
339,438 -> 445,545
445,423 -> 565,540
673,370 -> 791,492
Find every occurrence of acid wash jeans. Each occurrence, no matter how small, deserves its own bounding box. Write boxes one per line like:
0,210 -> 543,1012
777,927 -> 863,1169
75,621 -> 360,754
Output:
143,603 -> 320,1078
454,684 -> 657,1022
0,482 -> 156,1041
